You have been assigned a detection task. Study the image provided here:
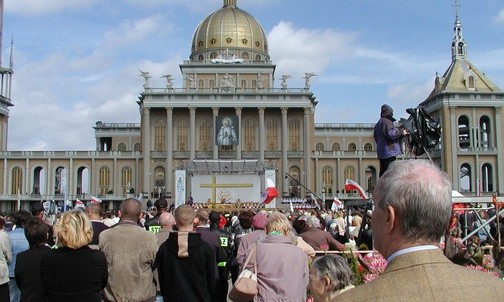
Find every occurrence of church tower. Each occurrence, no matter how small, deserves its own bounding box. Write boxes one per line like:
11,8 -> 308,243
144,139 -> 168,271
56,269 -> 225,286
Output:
420,10 -> 504,196
0,0 -> 13,151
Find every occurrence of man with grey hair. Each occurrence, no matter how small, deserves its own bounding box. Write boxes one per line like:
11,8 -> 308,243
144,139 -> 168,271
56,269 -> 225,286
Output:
299,215 -> 344,251
337,160 -> 504,302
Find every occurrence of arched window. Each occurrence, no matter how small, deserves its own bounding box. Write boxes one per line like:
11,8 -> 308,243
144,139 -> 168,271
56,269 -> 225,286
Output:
117,143 -> 127,152
266,118 -> 278,150
199,119 -> 211,151
241,52 -> 249,60
288,168 -> 301,198
133,143 -> 141,152
482,163 -> 493,192
315,142 -> 324,151
54,167 -> 66,195
210,52 -> 218,59
99,166 -> 111,195
255,54 -> 261,61
344,166 -> 355,184
197,54 -> 204,61
252,80 -> 257,89
458,115 -> 470,150
198,79 -> 204,89
209,79 -> 215,88
460,163 -> 471,192
332,143 -> 341,151
348,143 -> 357,151
11,166 -> 22,194
77,166 -> 89,195
241,79 -> 247,89
121,166 -> 132,194
154,120 -> 166,151
322,166 -> 333,195
243,119 -> 256,151
480,116 -> 491,148
289,119 -> 300,151
364,143 -> 373,151
33,166 -> 44,195
176,119 -> 189,151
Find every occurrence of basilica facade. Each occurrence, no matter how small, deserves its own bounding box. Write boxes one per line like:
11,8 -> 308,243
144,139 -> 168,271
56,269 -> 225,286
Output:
0,0 -> 502,211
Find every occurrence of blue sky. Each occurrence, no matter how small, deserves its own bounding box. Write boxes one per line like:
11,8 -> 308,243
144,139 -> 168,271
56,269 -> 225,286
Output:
4,0 -> 504,150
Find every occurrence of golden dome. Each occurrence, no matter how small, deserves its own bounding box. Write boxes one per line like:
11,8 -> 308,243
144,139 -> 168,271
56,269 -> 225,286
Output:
190,0 -> 269,61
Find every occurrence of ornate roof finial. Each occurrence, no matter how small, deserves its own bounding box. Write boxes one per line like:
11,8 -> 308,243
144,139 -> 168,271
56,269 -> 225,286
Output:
451,0 -> 467,61
453,0 -> 460,19
223,0 -> 237,8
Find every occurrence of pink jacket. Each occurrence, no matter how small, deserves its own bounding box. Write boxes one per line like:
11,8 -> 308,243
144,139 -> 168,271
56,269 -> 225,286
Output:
246,235 -> 309,302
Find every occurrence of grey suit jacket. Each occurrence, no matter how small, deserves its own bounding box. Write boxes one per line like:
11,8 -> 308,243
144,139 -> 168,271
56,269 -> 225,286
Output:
337,249 -> 504,302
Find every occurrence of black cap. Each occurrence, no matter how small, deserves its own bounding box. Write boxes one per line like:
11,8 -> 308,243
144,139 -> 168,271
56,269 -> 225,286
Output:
154,198 -> 168,209
209,211 -> 221,223
31,202 -> 44,213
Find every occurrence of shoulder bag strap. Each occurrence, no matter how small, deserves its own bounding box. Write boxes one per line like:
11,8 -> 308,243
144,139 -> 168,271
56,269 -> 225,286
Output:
241,243 -> 257,273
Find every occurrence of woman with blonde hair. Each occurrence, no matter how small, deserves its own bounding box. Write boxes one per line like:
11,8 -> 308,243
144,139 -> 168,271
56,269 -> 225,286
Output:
243,212 -> 309,301
41,210 -> 108,302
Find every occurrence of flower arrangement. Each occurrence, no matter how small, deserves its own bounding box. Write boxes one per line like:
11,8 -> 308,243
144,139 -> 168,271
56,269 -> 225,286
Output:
360,252 -> 387,283
465,254 -> 500,278
343,246 -> 387,285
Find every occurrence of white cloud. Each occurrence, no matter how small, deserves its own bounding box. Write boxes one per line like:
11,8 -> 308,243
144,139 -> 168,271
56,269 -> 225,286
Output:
268,21 -> 357,85
5,0 -> 100,15
102,14 -> 167,50
493,8 -> 504,24
6,12 -> 181,150
386,77 -> 435,115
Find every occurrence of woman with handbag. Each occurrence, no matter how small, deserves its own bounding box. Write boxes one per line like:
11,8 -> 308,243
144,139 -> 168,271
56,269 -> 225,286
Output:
233,212 -> 309,302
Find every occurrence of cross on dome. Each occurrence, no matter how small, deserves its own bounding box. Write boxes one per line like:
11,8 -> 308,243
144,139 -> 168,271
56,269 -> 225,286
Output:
223,0 -> 237,7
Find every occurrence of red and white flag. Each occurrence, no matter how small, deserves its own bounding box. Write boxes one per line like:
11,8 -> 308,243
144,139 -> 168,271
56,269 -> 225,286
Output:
91,196 -> 102,203
331,196 -> 343,211
344,179 -> 367,199
75,199 -> 86,209
260,178 -> 279,204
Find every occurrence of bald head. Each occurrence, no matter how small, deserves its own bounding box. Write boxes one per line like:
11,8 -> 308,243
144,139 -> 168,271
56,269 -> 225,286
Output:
119,198 -> 142,222
174,205 -> 196,230
159,212 -> 175,230
86,203 -> 103,220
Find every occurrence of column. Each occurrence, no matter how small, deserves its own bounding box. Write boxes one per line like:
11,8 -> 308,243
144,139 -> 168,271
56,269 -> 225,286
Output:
189,107 -> 196,160
47,158 -> 52,198
258,107 -> 265,161
95,138 -> 100,151
3,158 -> 7,195
142,107 -> 151,196
113,157 -> 118,196
25,158 -> 29,195
166,107 -> 173,198
69,158 -> 73,198
213,107 -> 219,159
281,107 -> 289,197
495,107 -> 503,193
303,107 -> 311,194
235,107 -> 242,159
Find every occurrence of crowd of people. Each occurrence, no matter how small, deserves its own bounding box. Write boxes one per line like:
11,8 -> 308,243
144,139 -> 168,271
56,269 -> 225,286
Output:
0,160 -> 503,301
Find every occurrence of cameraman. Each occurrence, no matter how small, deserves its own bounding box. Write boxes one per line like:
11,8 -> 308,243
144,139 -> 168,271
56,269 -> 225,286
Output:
374,104 -> 408,176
